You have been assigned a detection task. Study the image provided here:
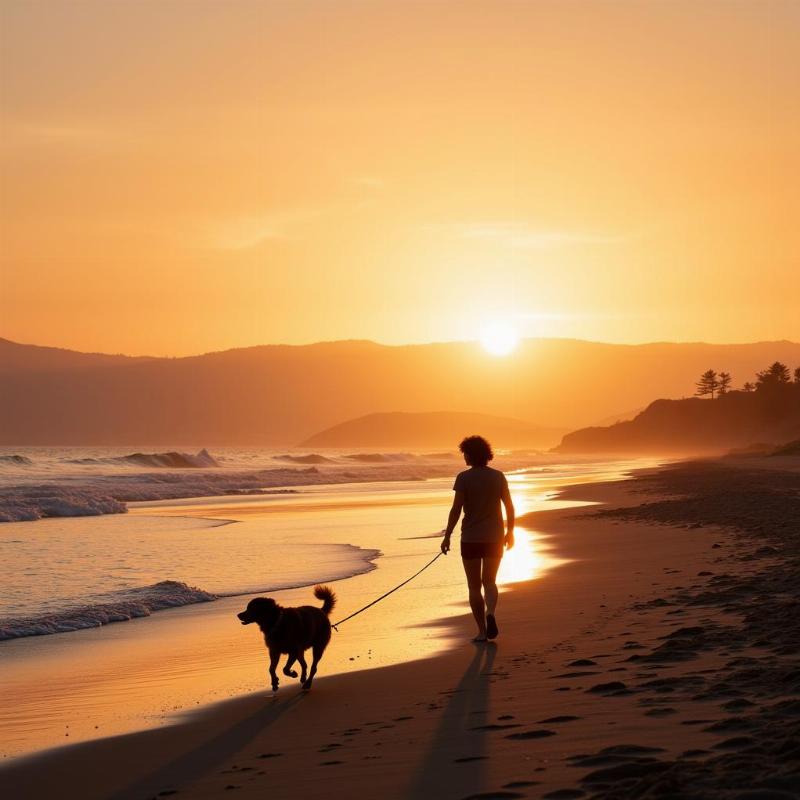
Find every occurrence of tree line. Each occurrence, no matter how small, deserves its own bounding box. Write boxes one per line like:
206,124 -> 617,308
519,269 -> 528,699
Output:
695,362 -> 800,399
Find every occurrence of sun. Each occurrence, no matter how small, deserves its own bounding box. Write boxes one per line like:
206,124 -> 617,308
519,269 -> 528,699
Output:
480,323 -> 519,356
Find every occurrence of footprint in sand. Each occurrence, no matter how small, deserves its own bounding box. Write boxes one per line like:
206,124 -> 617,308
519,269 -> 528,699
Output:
505,729 -> 556,740
502,781 -> 540,788
722,699 -> 755,712
554,671 -> 602,679
644,707 -> 677,717
542,791 -> 586,799
703,717 -> 754,733
454,755 -> 489,763
537,715 -> 581,724
568,744 -> 666,768
471,723 -> 522,731
586,681 -> 629,695
580,761 -> 671,784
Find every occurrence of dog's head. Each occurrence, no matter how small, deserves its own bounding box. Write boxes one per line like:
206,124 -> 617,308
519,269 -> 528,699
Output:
237,597 -> 279,629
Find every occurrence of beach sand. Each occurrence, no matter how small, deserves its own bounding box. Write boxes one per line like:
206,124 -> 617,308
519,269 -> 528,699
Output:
3,457 -> 800,799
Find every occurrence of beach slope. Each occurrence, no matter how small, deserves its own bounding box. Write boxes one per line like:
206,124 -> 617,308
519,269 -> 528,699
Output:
4,457 -> 800,799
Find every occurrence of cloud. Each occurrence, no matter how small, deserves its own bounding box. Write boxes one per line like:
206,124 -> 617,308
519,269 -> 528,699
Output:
515,311 -> 624,322
428,222 -> 628,250
213,199 -> 372,250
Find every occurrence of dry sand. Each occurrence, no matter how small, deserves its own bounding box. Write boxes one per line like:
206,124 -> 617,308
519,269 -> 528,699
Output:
3,457 -> 800,800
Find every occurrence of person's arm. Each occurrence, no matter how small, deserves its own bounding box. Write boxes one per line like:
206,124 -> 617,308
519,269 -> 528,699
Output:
442,491 -> 464,554
501,479 -> 515,550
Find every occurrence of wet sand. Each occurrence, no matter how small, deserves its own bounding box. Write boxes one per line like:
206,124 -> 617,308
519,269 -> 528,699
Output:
4,456 -> 800,799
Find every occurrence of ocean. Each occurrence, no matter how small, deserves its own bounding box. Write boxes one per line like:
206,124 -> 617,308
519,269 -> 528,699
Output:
0,447 -> 658,757
0,447 -> 655,641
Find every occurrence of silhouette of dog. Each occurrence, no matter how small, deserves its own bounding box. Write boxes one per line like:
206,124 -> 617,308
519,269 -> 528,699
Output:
237,585 -> 336,692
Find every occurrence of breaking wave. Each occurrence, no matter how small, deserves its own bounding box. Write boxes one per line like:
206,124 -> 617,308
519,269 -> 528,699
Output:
0,467 -> 320,522
65,448 -> 219,469
273,453 -> 337,465
0,543 -> 381,640
0,580 -> 216,640
343,452 -> 417,463
0,486 -> 127,522
0,454 -> 32,466
0,448 -> 468,523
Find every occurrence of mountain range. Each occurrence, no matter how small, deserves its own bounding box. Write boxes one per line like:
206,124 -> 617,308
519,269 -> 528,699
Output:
2,336 -> 799,446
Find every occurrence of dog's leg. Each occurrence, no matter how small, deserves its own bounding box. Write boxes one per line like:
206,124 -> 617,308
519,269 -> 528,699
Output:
303,642 -> 326,691
283,653 -> 298,679
297,651 -> 308,684
268,648 -> 280,692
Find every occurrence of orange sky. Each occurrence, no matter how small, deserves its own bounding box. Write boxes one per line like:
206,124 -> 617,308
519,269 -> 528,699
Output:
1,0 -> 797,356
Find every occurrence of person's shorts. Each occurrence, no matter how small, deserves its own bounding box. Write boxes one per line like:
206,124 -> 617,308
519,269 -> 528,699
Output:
460,541 -> 504,560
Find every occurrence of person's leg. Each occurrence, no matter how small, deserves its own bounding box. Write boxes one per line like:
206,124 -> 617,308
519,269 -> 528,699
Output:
462,556 -> 486,640
482,556 -> 502,639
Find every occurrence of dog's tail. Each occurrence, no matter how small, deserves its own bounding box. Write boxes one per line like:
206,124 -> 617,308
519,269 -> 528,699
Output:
314,585 -> 336,616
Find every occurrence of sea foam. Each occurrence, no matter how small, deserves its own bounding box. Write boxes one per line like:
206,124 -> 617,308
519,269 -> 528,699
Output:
0,467 -> 320,522
0,580 -> 216,640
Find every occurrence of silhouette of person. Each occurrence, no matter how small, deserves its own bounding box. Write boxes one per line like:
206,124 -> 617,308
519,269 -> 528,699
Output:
442,436 -> 515,642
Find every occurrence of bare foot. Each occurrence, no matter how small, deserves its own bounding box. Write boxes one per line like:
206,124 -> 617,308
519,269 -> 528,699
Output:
473,634 -> 487,643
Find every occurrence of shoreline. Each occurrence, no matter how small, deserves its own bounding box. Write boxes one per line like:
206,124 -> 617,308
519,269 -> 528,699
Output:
0,448 -> 576,524
2,461 -> 607,761
5,456 -> 798,799
0,461 -> 691,798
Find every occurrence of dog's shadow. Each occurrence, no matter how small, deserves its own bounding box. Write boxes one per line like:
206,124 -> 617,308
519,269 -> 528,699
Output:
108,690 -> 307,800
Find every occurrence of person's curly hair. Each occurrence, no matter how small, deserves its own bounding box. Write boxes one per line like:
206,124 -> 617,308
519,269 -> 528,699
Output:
459,435 -> 494,467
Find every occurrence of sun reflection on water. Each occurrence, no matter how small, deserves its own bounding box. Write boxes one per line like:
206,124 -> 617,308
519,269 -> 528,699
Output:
497,475 -> 552,585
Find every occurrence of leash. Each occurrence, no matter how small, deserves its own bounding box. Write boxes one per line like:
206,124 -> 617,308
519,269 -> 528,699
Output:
331,550 -> 444,632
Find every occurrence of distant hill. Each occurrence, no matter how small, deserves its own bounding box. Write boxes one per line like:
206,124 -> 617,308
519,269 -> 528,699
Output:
591,407 -> 646,427
301,411 -> 563,449
0,337 -> 151,372
2,336 -> 800,445
556,385 -> 800,455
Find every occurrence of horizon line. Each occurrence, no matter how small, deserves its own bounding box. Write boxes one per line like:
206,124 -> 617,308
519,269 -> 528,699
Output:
2,334 -> 799,361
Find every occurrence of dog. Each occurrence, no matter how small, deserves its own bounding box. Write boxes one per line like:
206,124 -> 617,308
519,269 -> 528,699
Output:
237,585 -> 336,692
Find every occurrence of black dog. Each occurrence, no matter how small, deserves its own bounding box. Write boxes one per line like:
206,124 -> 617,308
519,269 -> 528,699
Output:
237,585 -> 336,692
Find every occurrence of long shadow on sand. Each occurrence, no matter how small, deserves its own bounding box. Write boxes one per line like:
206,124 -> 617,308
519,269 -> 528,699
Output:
0,688 -> 308,800
405,642 -> 497,799
107,691 -> 307,800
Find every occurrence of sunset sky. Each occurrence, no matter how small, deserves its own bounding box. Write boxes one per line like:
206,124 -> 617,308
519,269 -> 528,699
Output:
1,0 -> 797,356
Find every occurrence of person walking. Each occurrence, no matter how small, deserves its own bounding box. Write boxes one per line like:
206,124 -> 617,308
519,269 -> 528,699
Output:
441,436 -> 515,642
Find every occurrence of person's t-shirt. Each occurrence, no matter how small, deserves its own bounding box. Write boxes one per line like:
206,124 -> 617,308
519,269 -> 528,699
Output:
453,466 -> 507,543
